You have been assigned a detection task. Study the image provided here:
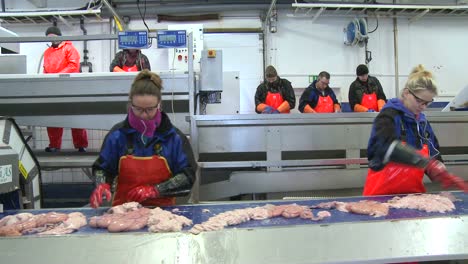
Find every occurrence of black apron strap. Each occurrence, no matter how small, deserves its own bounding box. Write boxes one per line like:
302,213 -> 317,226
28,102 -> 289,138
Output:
400,120 -> 407,142
126,133 -> 134,155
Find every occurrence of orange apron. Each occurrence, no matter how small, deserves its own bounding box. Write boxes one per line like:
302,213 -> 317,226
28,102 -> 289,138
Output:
265,91 -> 290,113
112,155 -> 175,206
314,95 -> 334,113
123,64 -> 138,72
361,92 -> 378,112
363,144 -> 429,196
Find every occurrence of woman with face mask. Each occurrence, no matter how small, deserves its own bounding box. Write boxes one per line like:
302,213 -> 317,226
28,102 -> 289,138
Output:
254,65 -> 296,114
43,26 -> 88,152
364,64 -> 468,195
89,70 -> 196,208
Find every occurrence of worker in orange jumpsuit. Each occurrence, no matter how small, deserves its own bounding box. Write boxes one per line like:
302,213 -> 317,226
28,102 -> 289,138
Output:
110,49 -> 151,72
43,26 -> 88,152
349,64 -> 387,112
255,65 -> 296,114
299,71 -> 341,113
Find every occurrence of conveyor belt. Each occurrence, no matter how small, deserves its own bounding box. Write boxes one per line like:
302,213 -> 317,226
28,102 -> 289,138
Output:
0,192 -> 467,264
1,192 -> 466,232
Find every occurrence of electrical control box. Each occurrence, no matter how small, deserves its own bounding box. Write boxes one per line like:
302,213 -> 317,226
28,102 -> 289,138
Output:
0,147 -> 18,195
118,31 -> 149,49
167,24 -> 203,71
200,50 -> 223,92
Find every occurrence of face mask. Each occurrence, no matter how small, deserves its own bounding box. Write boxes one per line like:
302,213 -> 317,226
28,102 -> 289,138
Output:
51,41 -> 61,48
127,107 -> 162,138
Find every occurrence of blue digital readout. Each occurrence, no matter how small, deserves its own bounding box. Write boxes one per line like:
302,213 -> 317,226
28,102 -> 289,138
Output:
157,30 -> 187,48
118,31 -> 148,49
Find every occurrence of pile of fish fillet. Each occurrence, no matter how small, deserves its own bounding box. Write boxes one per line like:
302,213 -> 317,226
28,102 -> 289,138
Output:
0,192 -> 460,236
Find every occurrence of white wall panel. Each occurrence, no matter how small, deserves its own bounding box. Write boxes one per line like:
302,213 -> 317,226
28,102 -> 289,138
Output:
204,33 -> 263,114
398,17 -> 468,98
267,11 -> 468,103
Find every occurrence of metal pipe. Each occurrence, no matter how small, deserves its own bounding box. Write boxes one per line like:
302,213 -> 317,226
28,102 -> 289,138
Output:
102,4 -> 291,16
262,32 -> 266,76
80,18 -> 93,72
293,3 -> 468,10
266,0 -> 278,20
0,35 -> 118,43
110,17 -> 116,70
393,1 -> 399,97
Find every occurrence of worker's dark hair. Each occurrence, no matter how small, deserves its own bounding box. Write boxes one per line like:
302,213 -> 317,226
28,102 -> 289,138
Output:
356,64 -> 369,76
265,65 -> 278,78
129,70 -> 163,101
318,71 -> 330,80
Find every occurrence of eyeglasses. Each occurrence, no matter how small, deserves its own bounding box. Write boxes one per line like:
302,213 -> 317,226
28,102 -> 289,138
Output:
407,89 -> 433,106
130,104 -> 159,114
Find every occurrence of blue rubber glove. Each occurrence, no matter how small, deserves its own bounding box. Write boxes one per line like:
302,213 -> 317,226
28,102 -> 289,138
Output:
272,109 -> 280,114
367,109 -> 376,112
262,106 -> 276,114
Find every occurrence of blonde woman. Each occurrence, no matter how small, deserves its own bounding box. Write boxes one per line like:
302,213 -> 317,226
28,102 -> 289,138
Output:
364,65 -> 467,195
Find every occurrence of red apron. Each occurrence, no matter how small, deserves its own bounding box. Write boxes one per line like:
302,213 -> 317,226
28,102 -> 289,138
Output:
361,92 -> 378,111
112,155 -> 175,206
363,144 -> 429,196
123,64 -> 138,72
265,91 -> 290,113
314,95 -> 334,113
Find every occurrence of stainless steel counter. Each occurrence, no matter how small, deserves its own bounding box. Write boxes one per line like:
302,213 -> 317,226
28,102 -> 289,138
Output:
0,72 -> 193,133
190,112 -> 468,201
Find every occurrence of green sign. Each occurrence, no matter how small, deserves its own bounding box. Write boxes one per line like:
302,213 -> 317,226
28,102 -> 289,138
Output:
308,75 -> 318,83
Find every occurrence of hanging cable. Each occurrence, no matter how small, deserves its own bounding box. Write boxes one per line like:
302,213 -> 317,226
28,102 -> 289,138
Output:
367,12 -> 379,34
137,0 -> 150,32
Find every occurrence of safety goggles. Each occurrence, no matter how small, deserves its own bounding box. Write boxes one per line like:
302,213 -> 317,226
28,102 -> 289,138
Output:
130,104 -> 159,114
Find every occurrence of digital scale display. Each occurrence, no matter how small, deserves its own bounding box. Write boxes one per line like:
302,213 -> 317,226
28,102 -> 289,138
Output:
157,30 -> 187,48
118,31 -> 148,49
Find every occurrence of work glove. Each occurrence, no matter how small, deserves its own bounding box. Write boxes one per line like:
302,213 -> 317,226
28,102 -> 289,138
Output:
89,183 -> 112,208
426,159 -> 468,192
272,109 -> 280,114
112,66 -> 125,72
262,106 -> 277,114
127,185 -> 160,203
367,109 -> 376,112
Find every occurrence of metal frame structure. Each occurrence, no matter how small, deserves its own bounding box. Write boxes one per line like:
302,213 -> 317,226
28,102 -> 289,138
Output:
0,71 -> 192,133
190,112 -> 468,201
0,9 -> 102,25
291,2 -> 468,21
0,33 -> 196,134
